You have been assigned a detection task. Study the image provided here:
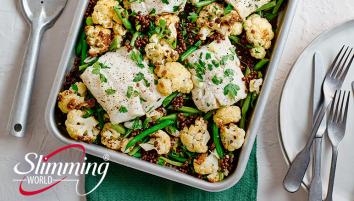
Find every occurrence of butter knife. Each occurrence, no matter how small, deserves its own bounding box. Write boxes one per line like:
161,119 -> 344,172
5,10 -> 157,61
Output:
309,52 -> 326,201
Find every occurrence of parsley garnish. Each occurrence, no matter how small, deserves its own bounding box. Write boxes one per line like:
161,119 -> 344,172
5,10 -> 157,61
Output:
224,69 -> 234,77
212,75 -> 223,85
161,0 -> 169,5
188,12 -> 198,22
224,83 -> 240,99
224,4 -> 234,15
130,50 -> 144,68
92,61 -> 109,83
133,72 -> 145,82
71,83 -> 78,93
105,88 -> 116,95
119,106 -> 128,113
126,86 -> 140,98
205,52 -> 211,60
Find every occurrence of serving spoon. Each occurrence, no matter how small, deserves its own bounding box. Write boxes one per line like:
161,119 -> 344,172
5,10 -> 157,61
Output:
8,0 -> 67,137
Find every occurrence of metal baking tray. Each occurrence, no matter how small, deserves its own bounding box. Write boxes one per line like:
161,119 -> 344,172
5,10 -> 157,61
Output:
45,0 -> 299,192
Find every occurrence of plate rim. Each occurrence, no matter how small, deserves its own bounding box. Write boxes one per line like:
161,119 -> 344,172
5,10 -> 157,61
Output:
277,19 -> 354,192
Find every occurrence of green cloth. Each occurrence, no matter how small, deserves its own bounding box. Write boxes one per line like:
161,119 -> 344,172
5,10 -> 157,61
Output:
85,141 -> 257,201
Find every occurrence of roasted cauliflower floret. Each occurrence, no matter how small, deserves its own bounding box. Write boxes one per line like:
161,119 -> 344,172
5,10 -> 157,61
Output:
145,34 -> 179,65
111,23 -> 127,49
91,0 -> 119,28
155,14 -> 179,41
193,152 -> 219,175
213,106 -> 241,126
120,137 -> 134,153
85,25 -> 112,57
244,14 -> 274,59
220,123 -> 245,151
146,108 -> 166,121
100,123 -> 124,150
140,130 -> 171,155
71,82 -> 87,97
207,172 -> 224,183
180,118 -> 210,153
155,62 -> 193,96
197,3 -> 242,40
58,86 -> 86,114
65,110 -> 100,143
249,78 -> 263,94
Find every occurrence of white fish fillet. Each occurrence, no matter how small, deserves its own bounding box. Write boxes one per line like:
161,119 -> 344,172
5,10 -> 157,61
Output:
81,49 -> 164,124
129,0 -> 186,15
225,0 -> 271,19
187,38 -> 247,112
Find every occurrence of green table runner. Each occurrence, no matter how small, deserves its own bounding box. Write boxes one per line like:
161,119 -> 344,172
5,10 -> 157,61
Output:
86,141 -> 257,201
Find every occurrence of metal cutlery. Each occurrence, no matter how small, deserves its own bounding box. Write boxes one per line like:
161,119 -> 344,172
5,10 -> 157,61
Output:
324,90 -> 351,201
309,52 -> 326,201
8,0 -> 68,137
283,45 -> 354,192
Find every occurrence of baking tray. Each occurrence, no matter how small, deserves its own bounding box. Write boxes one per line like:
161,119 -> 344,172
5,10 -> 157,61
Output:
45,0 -> 300,192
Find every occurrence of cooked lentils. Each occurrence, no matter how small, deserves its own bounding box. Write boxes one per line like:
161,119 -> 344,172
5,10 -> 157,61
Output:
171,95 -> 184,109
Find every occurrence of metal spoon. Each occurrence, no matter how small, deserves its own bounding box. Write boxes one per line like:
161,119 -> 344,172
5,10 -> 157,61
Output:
8,0 -> 67,137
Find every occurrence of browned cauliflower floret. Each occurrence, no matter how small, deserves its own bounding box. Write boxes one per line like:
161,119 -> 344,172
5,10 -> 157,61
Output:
111,23 -> 127,49
249,78 -> 263,94
155,62 -> 193,96
58,82 -> 87,113
180,118 -> 210,153
85,25 -> 112,57
155,14 -> 179,42
244,14 -> 274,59
145,34 -> 179,66
120,137 -> 134,153
100,123 -> 124,150
197,3 -> 242,40
146,108 -> 166,121
220,123 -> 245,151
139,130 -> 171,155
213,106 -> 241,126
92,0 -> 120,28
65,110 -> 100,143
193,152 -> 219,175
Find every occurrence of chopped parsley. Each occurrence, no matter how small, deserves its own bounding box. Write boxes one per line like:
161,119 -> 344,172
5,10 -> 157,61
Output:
126,86 -> 140,98
70,83 -> 78,93
224,69 -> 234,77
205,52 -> 211,60
99,74 -> 107,83
105,88 -> 116,95
224,4 -> 234,15
133,72 -> 145,82
92,61 -> 110,83
161,0 -> 169,5
119,106 -> 128,113
224,83 -> 240,99
130,50 -> 144,68
212,75 -> 223,85
187,12 -> 198,22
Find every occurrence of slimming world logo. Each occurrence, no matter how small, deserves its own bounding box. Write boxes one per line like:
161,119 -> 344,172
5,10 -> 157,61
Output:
12,144 -> 109,196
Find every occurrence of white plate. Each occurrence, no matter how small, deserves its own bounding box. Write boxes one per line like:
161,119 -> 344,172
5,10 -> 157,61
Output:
279,20 -> 354,201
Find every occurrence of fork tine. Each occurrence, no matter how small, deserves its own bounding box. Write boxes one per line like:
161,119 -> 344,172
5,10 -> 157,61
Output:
335,48 -> 353,79
328,91 -> 338,123
327,45 -> 345,77
331,47 -> 350,78
336,91 -> 346,124
342,91 -> 350,124
339,54 -> 354,81
333,91 -> 342,123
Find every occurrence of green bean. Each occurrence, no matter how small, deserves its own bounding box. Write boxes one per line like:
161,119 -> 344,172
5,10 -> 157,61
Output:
79,57 -> 98,71
128,145 -> 141,156
168,152 -> 188,163
165,125 -> 178,136
229,35 -> 241,46
264,13 -> 277,21
158,156 -> 184,167
272,0 -> 284,14
162,92 -> 179,107
109,37 -> 120,51
212,122 -> 224,158
177,106 -> 201,114
83,108 -> 94,118
195,0 -> 216,8
254,58 -> 270,71
240,93 -> 252,129
114,6 -> 133,32
125,120 -> 175,150
143,117 -> 152,129
130,32 -> 141,47
158,113 -> 177,122
203,110 -> 214,120
111,123 -> 126,134
132,152 -> 141,158
180,40 -> 202,61
255,0 -> 276,12
75,30 -> 85,56
86,17 -> 93,26
251,92 -> 258,108
81,38 -> 88,65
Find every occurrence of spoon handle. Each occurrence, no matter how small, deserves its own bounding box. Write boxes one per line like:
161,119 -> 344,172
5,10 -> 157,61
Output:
8,23 -> 44,137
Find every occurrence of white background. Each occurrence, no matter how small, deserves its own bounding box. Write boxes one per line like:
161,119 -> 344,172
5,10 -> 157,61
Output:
1,0 -> 354,200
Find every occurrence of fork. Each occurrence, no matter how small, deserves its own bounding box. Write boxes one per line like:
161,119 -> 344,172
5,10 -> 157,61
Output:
324,90 -> 350,201
283,45 -> 354,192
